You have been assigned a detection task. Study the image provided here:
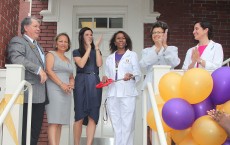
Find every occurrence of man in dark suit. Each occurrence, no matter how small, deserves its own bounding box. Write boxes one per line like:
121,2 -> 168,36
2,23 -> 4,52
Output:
7,16 -> 47,145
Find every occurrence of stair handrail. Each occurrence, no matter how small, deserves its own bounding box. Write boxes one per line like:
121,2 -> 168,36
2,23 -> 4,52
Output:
0,80 -> 32,145
223,58 -> 230,66
142,82 -> 167,145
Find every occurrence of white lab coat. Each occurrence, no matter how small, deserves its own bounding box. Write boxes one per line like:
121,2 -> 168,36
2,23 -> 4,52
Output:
182,40 -> 223,70
139,45 -> 180,142
104,49 -> 141,98
104,49 -> 141,145
139,45 -> 180,90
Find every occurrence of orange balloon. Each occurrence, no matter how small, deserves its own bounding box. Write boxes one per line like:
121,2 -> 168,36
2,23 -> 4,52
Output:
159,72 -> 183,102
216,104 -> 223,110
181,68 -> 213,104
191,115 -> 227,145
179,134 -> 199,145
147,104 -> 172,132
219,100 -> 230,114
171,128 -> 191,144
155,94 -> 165,104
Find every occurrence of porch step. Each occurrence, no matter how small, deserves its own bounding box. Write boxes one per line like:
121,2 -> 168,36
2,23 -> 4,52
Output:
80,137 -> 114,145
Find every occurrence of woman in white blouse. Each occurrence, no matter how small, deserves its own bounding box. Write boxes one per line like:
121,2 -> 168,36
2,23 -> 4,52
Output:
139,21 -> 180,144
182,20 -> 223,70
102,31 -> 141,145
139,21 -> 180,90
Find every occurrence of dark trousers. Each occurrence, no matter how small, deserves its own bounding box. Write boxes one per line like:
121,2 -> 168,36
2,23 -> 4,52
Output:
21,103 -> 45,145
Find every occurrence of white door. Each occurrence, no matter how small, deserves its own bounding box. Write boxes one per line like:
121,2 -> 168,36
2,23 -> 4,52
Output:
93,32 -> 115,138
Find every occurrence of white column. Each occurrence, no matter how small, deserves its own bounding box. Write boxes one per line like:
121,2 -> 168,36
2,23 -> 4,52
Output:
58,0 -> 74,144
2,64 -> 25,145
0,69 -> 6,102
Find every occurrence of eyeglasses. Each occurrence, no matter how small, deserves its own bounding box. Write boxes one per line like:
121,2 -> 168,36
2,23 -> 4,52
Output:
152,31 -> 164,35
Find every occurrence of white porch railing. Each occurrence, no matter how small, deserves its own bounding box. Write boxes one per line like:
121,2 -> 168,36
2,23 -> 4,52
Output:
142,65 -> 171,145
223,58 -> 230,66
147,83 -> 167,145
0,80 -> 32,145
0,64 -> 28,145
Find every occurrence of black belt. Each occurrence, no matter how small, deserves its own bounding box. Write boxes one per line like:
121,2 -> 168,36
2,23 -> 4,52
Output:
77,72 -> 96,75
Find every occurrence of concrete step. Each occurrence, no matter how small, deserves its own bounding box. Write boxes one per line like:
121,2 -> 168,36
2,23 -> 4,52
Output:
80,137 -> 114,145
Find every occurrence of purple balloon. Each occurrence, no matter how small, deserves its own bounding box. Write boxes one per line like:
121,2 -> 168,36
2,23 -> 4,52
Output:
193,97 -> 215,119
222,138 -> 230,145
162,98 -> 195,130
210,67 -> 230,105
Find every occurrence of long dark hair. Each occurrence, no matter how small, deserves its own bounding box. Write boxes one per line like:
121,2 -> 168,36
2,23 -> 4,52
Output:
78,27 -> 95,56
109,31 -> 132,54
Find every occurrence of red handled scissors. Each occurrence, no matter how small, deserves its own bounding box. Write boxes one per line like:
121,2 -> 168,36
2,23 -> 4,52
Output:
96,78 -> 124,88
96,75 -> 136,88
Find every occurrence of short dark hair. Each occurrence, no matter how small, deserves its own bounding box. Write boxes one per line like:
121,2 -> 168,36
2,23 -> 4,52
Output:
109,31 -> 132,54
54,33 -> 71,52
150,21 -> 169,35
194,20 -> 213,39
21,16 -> 40,35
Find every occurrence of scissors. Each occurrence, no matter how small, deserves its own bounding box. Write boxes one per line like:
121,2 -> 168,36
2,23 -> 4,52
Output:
96,78 -> 124,88
96,75 -> 136,88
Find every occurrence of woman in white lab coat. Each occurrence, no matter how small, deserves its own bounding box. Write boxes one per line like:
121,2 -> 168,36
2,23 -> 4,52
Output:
139,21 -> 180,90
139,21 -> 180,144
182,20 -> 223,70
102,31 -> 141,145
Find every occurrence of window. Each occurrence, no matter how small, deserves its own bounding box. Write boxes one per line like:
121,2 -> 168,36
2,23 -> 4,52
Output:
94,18 -> 107,28
109,18 -> 123,28
78,17 -> 123,29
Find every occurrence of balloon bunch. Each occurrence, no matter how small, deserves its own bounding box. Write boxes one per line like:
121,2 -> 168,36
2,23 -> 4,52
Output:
147,67 -> 230,145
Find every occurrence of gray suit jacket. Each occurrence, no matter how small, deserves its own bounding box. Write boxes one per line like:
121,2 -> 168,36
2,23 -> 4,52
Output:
7,35 -> 46,103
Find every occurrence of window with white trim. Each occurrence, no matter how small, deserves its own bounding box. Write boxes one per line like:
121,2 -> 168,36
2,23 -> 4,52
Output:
78,17 -> 123,29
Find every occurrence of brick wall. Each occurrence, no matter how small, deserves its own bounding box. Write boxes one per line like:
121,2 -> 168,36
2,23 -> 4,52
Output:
31,1 -> 57,145
0,0 -> 20,68
31,0 -> 57,53
18,0 -> 30,34
144,0 -> 230,68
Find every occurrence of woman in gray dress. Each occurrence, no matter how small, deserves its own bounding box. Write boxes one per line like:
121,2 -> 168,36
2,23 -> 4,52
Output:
46,33 -> 74,145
